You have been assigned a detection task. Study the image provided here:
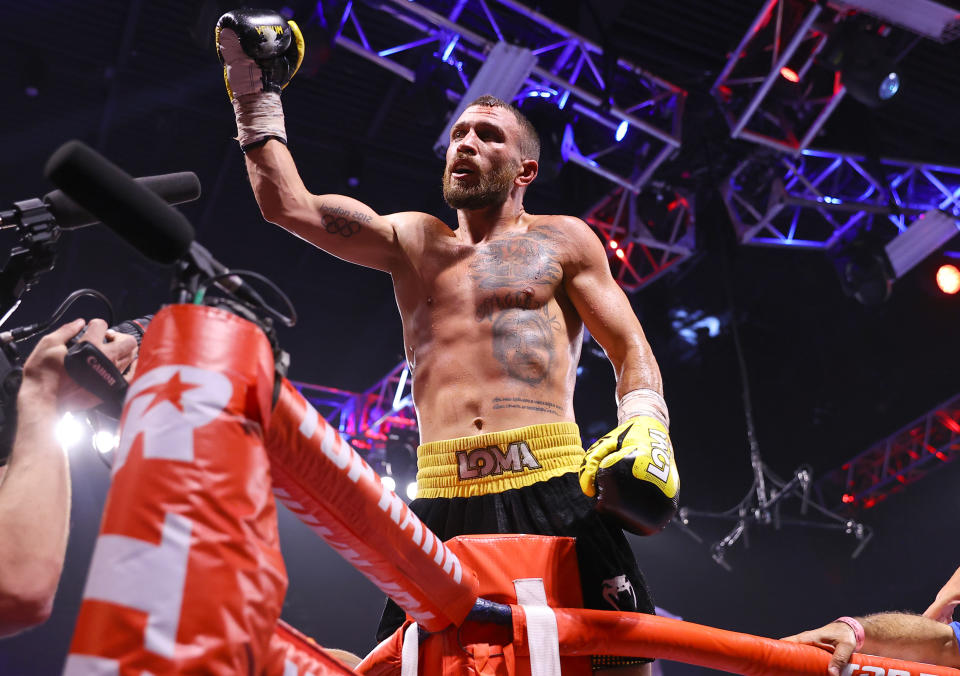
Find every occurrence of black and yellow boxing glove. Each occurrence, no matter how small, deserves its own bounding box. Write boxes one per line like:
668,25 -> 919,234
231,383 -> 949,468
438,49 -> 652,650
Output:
215,9 -> 304,149
216,9 -> 304,99
579,391 -> 679,536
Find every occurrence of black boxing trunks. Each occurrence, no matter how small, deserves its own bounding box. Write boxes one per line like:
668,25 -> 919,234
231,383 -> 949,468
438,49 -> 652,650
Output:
376,422 -> 654,670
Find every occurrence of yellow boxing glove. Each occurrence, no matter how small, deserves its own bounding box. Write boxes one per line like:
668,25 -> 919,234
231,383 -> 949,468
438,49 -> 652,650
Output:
579,416 -> 679,536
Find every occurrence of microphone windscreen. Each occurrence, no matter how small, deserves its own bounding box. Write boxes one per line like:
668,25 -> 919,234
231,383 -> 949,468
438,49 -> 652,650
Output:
43,172 -> 202,230
44,141 -> 195,264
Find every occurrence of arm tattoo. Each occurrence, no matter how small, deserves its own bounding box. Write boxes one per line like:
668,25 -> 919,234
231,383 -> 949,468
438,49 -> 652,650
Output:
318,203 -> 371,238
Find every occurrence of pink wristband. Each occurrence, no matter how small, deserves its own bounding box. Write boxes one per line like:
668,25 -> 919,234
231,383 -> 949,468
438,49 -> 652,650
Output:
835,616 -> 865,651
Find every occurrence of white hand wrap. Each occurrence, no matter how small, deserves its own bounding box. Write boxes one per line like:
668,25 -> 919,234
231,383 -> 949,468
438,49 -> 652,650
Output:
217,27 -> 264,99
232,92 -> 287,149
617,388 -> 669,429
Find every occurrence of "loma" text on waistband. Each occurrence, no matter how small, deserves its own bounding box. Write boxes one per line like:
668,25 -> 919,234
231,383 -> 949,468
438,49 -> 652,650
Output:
456,441 -> 543,480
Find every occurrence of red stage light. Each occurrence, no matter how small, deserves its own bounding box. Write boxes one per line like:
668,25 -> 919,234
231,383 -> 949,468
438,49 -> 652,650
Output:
841,493 -> 855,504
936,263 -> 960,294
615,249 -> 626,260
609,240 -> 619,249
779,67 -> 800,83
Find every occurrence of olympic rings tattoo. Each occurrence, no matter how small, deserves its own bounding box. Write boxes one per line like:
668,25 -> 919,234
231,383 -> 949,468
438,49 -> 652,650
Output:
321,214 -> 362,238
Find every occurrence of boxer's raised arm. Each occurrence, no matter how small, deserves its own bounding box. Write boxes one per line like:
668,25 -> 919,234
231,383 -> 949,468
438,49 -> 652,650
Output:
245,141 -> 401,272
216,8 -> 403,272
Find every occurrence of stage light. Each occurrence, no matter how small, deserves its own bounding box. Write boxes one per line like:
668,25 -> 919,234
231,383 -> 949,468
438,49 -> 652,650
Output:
843,65 -> 901,107
820,16 -> 908,108
441,34 -> 459,62
615,249 -> 625,260
832,241 -> 892,306
836,209 -> 960,305
885,209 -> 960,279
615,119 -> 628,142
937,264 -> 960,294
779,67 -> 800,83
405,481 -> 418,500
55,413 -> 84,451
381,475 -> 397,493
878,72 -> 900,100
92,430 -> 119,455
842,0 -> 960,42
609,240 -> 619,249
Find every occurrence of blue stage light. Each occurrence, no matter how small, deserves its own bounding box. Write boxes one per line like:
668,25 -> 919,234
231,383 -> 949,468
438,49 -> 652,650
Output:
615,119 -> 628,142
442,35 -> 459,62
878,72 -> 900,100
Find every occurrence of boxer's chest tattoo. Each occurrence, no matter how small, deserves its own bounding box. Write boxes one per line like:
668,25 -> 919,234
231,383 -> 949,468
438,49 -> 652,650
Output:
466,227 -> 566,386
489,305 -> 563,386
470,228 -> 563,320
468,227 -> 563,294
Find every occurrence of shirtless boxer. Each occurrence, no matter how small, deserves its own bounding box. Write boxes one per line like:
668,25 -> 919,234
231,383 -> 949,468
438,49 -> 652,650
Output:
216,10 -> 680,673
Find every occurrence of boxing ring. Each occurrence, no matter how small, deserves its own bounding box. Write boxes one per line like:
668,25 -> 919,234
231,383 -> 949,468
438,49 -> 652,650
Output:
61,305 -> 960,676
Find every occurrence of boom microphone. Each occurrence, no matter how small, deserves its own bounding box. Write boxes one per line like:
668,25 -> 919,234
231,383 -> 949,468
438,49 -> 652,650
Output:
44,140 -> 196,264
43,172 -> 201,230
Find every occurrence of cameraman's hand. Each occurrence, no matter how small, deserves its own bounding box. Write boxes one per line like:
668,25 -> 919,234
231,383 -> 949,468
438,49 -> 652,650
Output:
20,319 -> 138,412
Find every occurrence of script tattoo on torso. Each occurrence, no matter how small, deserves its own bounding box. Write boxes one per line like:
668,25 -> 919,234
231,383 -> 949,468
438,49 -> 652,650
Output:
469,226 -> 566,386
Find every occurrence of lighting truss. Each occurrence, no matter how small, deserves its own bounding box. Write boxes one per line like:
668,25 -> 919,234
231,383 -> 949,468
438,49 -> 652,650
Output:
816,392 -> 960,512
583,185 -> 695,293
291,360 -> 416,462
329,0 -> 685,191
711,0 -> 848,154
721,148 -> 960,249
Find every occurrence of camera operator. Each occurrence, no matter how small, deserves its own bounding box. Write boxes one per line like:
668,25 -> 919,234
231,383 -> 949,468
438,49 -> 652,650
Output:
0,318 -> 136,637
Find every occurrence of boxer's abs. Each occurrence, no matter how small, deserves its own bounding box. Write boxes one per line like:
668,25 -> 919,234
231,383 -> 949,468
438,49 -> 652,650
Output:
407,307 -> 579,442
392,219 -> 585,443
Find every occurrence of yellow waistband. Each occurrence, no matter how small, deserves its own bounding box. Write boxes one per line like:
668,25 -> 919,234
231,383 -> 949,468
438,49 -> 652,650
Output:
416,422 -> 584,499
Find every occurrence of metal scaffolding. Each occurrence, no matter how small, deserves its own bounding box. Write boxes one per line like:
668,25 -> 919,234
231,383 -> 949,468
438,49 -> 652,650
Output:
329,0 -> 685,193
817,392 -> 960,511
721,148 -> 960,249
711,0 -> 847,154
583,185 -> 695,292
291,360 -> 415,466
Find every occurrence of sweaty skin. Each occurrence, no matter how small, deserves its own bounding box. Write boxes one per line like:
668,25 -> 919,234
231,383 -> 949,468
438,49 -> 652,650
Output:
392,213 -> 582,439
243,103 -> 662,445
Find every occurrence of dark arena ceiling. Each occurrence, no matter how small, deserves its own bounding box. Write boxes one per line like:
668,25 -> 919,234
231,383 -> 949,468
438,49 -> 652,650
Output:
1,1 -> 959,673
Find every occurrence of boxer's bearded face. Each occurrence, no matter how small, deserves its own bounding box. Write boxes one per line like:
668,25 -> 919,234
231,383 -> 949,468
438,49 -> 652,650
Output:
442,155 -> 517,210
442,106 -> 521,210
